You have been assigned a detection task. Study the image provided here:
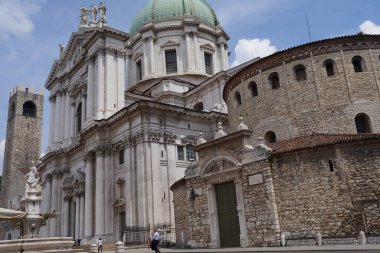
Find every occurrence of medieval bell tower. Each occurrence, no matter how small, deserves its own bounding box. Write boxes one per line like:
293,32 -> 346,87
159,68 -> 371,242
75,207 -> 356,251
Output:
0,86 -> 43,209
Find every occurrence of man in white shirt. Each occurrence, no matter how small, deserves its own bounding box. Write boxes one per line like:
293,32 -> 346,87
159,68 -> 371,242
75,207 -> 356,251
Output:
151,229 -> 161,253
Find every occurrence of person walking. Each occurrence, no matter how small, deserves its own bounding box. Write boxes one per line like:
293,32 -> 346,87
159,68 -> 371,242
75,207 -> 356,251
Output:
150,229 -> 161,253
97,238 -> 103,252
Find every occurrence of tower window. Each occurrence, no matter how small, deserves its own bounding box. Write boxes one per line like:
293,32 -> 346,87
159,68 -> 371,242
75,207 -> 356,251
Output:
269,73 -> 280,89
204,52 -> 212,75
324,60 -> 335,76
294,65 -> 307,81
177,146 -> 184,160
119,149 -> 125,165
136,60 -> 142,81
165,50 -> 177,73
22,101 -> 36,117
328,160 -> 334,172
352,56 -> 366,73
235,91 -> 242,106
264,131 -> 277,143
355,113 -> 372,133
186,144 -> 196,161
249,82 -> 258,97
77,102 -> 82,132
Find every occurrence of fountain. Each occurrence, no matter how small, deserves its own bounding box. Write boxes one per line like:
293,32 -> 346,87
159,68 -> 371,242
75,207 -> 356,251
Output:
0,162 -> 76,252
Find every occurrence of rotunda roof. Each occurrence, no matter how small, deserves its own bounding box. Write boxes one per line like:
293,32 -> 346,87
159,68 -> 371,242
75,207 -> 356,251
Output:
130,0 -> 219,34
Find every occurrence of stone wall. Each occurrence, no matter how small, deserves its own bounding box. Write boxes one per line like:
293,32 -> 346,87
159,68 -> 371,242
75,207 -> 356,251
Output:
186,177 -> 211,248
171,179 -> 190,247
271,141 -> 380,238
241,160 -> 281,247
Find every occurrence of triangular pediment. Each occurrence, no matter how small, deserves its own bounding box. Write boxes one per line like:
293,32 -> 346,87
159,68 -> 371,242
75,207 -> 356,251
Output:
200,43 -> 215,52
160,40 -> 180,48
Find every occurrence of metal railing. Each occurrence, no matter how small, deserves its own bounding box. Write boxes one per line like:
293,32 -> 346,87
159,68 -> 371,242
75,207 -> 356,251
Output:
124,223 -> 177,247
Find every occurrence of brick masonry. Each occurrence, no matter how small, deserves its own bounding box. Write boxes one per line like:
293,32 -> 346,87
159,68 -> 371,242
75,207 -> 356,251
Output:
225,36 -> 380,144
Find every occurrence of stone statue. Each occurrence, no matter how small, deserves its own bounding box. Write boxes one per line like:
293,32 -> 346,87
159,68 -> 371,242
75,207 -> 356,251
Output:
98,2 -> 107,23
90,4 -> 98,23
80,4 -> 88,27
25,162 -> 39,189
213,103 -> 227,113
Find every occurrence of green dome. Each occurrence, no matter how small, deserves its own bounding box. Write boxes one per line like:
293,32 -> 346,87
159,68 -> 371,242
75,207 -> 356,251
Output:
130,0 -> 219,34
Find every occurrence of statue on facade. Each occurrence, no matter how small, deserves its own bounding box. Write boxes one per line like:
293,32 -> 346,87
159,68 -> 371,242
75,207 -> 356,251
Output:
80,4 -> 88,27
25,162 -> 39,190
98,2 -> 107,24
90,4 -> 98,23
213,103 -> 227,113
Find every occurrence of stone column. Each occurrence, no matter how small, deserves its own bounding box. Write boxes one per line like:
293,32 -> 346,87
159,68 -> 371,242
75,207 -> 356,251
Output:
81,93 -> 86,126
63,196 -> 71,237
50,172 -> 59,236
87,58 -> 94,120
60,92 -> 66,143
48,96 -> 56,147
75,196 -> 80,240
70,99 -> 76,138
80,193 -> 85,239
64,94 -> 71,142
143,39 -> 148,78
185,33 -> 193,72
95,148 -> 105,237
117,53 -> 125,110
104,149 -> 113,236
105,50 -> 115,118
54,91 -> 62,143
124,147 -> 133,226
193,33 -> 200,71
96,51 -> 105,119
44,175 -> 52,236
149,37 -> 155,75
84,154 -> 95,240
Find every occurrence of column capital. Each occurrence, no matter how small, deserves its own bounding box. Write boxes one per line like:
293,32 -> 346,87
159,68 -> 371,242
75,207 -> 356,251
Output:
64,196 -> 72,202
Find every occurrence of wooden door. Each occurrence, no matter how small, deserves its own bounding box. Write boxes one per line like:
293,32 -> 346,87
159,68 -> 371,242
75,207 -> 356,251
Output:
215,181 -> 240,247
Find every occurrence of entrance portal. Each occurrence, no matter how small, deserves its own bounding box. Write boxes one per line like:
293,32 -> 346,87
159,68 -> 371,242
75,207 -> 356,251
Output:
215,181 -> 240,247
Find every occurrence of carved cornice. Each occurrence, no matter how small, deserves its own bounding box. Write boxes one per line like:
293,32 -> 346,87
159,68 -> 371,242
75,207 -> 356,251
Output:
164,131 -> 177,143
148,129 -> 161,141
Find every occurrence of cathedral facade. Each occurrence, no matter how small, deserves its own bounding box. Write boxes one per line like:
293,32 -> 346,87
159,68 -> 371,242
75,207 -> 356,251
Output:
38,0 -> 232,244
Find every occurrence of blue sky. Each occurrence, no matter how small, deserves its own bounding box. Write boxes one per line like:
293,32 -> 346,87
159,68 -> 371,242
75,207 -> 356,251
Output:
1,0 -> 380,174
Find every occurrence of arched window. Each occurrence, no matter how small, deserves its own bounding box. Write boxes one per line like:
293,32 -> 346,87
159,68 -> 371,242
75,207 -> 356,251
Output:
269,73 -> 280,89
355,113 -> 372,133
7,233 -> 11,240
77,102 -> 82,132
264,131 -> 277,143
235,91 -> 242,105
294,65 -> 307,81
323,59 -> 335,77
193,102 -> 204,112
352,56 -> 366,73
249,82 -> 258,97
22,101 -> 36,117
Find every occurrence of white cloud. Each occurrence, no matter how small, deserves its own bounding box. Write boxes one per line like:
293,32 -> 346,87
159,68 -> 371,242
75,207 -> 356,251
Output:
0,0 -> 45,40
215,0 -> 292,28
359,20 -> 380,34
232,38 -> 277,67
0,139 -> 5,176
